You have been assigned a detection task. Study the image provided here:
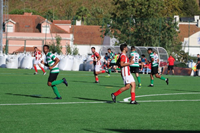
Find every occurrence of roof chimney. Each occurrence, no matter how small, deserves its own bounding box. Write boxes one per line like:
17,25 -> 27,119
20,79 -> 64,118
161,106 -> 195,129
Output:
194,15 -> 199,22
174,15 -> 179,23
24,12 -> 32,16
76,20 -> 81,26
197,20 -> 200,28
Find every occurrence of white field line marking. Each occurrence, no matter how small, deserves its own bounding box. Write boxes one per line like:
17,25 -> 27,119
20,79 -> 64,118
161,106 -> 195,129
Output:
123,92 -> 200,102
1,99 -> 200,106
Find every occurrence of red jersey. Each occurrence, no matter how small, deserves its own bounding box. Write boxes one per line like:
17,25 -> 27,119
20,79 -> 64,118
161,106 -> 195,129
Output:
34,51 -> 42,60
120,53 -> 131,77
91,52 -> 101,65
168,56 -> 175,66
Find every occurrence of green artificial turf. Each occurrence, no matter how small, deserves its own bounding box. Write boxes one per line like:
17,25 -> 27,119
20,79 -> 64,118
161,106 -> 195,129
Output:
0,68 -> 200,133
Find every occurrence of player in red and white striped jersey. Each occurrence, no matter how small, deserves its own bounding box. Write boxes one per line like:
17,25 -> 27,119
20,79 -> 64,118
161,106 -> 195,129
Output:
111,43 -> 138,104
91,47 -> 106,83
33,47 -> 46,75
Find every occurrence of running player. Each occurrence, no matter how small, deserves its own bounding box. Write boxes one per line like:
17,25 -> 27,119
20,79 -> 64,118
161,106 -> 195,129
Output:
153,51 -> 161,74
91,47 -> 106,83
33,47 -> 46,75
106,48 -> 115,77
130,46 -> 142,88
111,43 -> 138,104
41,45 -> 68,99
148,48 -> 168,87
167,55 -> 175,75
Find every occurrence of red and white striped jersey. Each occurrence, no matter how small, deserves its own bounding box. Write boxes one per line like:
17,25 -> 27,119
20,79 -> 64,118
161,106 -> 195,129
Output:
120,53 -> 131,77
34,51 -> 42,60
91,52 -> 101,65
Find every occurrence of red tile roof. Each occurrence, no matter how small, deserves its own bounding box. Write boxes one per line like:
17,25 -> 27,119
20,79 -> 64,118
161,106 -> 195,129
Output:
71,26 -> 103,45
53,20 -> 71,24
178,24 -> 200,41
3,14 -> 68,33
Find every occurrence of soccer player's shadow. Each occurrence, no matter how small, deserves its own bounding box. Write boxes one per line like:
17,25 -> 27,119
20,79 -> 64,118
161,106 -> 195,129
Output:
5,93 -> 54,99
74,97 -> 113,103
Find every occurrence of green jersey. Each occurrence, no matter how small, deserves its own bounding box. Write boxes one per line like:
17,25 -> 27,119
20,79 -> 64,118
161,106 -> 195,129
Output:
130,51 -> 140,67
110,52 -> 116,63
46,52 -> 59,73
149,52 -> 158,67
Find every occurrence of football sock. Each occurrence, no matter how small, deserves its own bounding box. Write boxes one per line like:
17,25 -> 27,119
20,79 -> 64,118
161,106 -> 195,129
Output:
51,80 -> 64,86
131,92 -> 135,101
95,77 -> 99,82
160,76 -> 166,81
34,66 -> 38,72
52,85 -> 61,98
151,79 -> 154,85
137,76 -> 141,84
114,89 -> 122,96
101,70 -> 106,73
108,69 -> 111,74
41,67 -> 45,73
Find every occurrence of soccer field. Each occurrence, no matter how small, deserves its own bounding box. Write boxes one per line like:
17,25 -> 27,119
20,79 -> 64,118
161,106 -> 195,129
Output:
0,68 -> 200,133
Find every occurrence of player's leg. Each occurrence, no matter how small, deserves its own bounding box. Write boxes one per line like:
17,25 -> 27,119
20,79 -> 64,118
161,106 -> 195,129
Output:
47,73 -> 62,99
38,63 -> 46,75
167,65 -> 170,75
172,66 -> 175,75
148,73 -> 154,87
130,81 -> 138,104
33,60 -> 38,75
111,84 -> 130,103
135,67 -> 141,88
155,73 -> 169,85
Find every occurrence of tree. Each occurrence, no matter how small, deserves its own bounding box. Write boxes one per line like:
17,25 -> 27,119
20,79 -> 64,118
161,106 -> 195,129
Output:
102,0 -> 181,53
48,35 -> 62,54
162,0 -> 183,17
43,10 -> 58,21
9,9 -> 40,15
75,6 -> 89,22
181,0 -> 199,17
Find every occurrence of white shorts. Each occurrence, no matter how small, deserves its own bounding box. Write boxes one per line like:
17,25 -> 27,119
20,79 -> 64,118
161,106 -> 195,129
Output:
122,75 -> 135,85
34,59 -> 42,65
95,65 -> 101,72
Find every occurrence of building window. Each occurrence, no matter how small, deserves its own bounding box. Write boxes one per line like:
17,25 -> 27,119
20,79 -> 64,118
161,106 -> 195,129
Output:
42,25 -> 50,33
7,24 -> 14,32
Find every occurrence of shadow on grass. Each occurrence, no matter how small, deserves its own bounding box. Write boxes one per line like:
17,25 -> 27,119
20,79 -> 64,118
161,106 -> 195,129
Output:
104,129 -> 200,133
74,97 -> 113,103
6,93 -> 53,99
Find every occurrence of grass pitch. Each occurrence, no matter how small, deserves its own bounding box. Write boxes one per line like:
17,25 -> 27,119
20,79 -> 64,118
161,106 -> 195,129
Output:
0,68 -> 200,133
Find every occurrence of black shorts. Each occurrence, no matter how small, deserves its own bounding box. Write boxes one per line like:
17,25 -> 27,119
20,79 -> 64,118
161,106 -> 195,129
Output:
197,64 -> 200,69
48,73 -> 59,82
168,65 -> 174,70
109,63 -> 116,67
151,66 -> 158,75
130,67 -> 139,73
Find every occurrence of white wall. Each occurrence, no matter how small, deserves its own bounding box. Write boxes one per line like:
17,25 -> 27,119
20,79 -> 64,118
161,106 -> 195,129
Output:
182,31 -> 200,56
76,45 -> 102,56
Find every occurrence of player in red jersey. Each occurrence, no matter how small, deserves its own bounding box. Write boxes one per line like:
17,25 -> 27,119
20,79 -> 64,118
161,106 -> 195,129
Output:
111,43 -> 138,104
33,47 -> 46,75
91,47 -> 106,83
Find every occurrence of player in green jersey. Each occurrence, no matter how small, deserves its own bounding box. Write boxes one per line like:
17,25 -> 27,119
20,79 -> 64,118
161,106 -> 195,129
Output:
147,48 -> 168,87
41,45 -> 68,99
106,48 -> 116,77
130,46 -> 142,88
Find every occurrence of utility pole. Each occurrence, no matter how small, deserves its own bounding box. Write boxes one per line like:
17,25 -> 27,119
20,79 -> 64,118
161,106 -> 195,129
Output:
0,0 -> 3,54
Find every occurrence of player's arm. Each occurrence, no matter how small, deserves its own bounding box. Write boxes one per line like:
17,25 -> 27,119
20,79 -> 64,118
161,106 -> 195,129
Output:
120,60 -> 134,67
97,55 -> 101,61
41,60 -> 49,67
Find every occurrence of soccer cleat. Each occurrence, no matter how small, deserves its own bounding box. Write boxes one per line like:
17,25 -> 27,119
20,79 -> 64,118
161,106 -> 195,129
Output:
148,84 -> 154,87
62,78 -> 68,86
54,97 -> 62,100
138,83 -> 142,89
130,100 -> 139,104
43,72 -> 46,75
95,81 -> 99,83
111,93 -> 116,103
166,78 -> 169,85
34,72 -> 38,75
